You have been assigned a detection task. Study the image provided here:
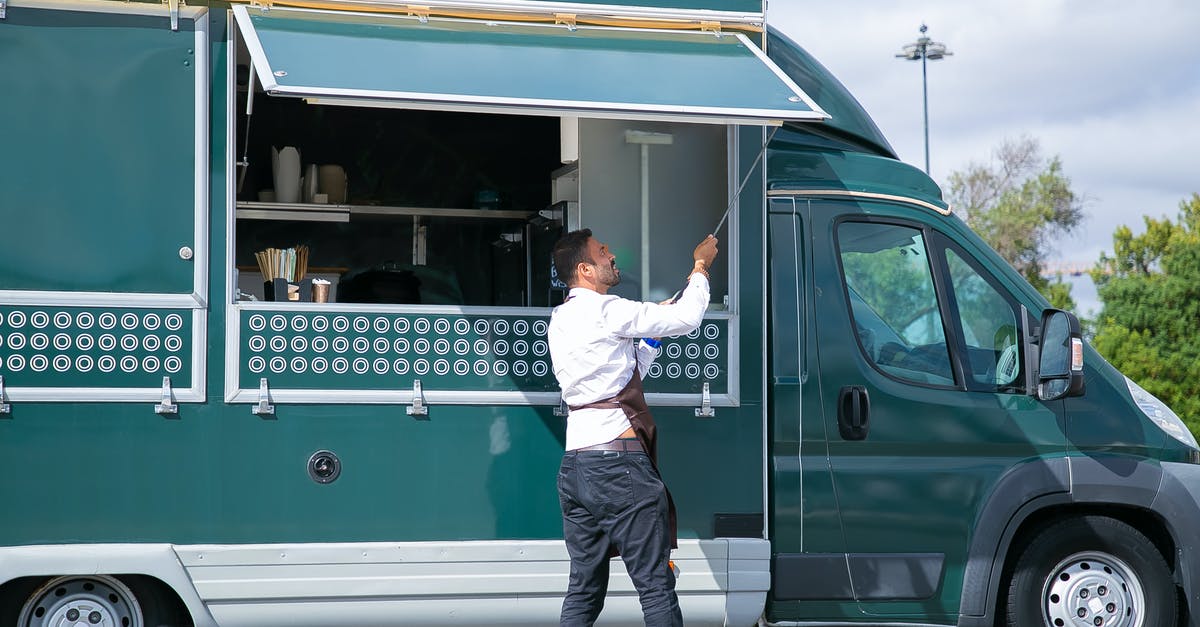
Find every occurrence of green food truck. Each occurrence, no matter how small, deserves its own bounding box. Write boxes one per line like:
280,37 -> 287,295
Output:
2,1 -> 1199,625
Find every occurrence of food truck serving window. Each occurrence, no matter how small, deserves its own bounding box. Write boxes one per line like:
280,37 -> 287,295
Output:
226,6 -> 816,409
232,5 -> 826,125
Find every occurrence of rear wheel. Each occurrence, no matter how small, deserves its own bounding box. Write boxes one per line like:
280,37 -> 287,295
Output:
1005,515 -> 1175,626
17,575 -> 143,627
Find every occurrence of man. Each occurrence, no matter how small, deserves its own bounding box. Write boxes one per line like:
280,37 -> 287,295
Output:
548,229 -> 719,627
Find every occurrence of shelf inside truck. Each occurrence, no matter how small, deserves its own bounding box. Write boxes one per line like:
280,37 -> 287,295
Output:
235,202 -> 535,222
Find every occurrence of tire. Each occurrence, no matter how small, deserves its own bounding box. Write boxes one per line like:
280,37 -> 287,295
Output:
17,575 -> 144,627
1005,515 -> 1176,626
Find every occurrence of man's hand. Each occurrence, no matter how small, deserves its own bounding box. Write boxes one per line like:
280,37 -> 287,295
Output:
693,234 -> 719,266
692,234 -> 719,276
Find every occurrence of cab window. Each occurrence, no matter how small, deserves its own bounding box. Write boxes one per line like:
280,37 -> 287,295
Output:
837,221 -> 954,386
944,247 -> 1022,391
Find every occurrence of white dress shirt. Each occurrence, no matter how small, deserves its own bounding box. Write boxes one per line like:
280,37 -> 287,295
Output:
548,274 -> 711,450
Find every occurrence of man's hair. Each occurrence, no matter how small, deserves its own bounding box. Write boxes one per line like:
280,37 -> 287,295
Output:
552,229 -> 593,287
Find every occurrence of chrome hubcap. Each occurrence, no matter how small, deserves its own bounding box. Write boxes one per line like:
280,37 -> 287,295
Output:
18,576 -> 142,627
1043,551 -> 1143,627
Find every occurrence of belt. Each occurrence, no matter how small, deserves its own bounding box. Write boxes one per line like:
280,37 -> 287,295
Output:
574,438 -> 644,453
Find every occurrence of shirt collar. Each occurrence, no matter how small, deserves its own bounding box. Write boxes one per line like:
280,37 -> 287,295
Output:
566,287 -> 602,301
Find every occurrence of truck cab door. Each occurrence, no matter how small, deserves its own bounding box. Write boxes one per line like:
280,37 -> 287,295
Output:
766,197 -> 858,621
806,198 -> 1067,621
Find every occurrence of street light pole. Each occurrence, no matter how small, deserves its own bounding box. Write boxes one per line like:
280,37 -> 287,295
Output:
896,24 -> 952,175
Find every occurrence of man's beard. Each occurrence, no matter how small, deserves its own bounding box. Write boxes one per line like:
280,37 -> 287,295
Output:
597,259 -> 621,287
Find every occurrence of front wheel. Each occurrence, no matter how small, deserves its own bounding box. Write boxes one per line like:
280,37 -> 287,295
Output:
1005,515 -> 1176,626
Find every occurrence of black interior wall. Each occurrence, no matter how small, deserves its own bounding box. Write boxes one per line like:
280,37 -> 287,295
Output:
236,96 -> 559,209
233,91 -> 561,306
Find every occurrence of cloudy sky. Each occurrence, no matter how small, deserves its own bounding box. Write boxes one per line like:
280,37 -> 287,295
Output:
766,1 -> 1200,311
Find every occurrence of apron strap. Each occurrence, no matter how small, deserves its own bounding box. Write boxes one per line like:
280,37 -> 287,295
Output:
568,349 -> 639,412
568,400 -> 621,411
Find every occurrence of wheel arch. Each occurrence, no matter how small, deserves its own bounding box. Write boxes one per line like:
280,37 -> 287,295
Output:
957,455 -> 1181,626
0,544 -> 216,627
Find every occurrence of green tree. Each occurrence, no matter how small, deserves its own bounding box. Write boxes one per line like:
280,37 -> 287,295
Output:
945,136 -> 1084,311
1091,194 -> 1200,431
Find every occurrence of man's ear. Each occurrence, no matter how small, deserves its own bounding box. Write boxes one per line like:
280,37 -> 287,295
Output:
576,262 -> 592,281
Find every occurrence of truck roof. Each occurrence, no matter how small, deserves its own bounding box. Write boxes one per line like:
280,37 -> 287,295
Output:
766,26 -> 897,159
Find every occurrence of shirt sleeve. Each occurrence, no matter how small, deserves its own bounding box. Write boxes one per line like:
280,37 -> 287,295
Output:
599,274 -> 710,339
636,339 -> 659,377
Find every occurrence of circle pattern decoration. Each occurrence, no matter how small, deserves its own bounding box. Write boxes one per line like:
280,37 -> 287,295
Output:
237,312 -> 726,392
0,307 -> 192,382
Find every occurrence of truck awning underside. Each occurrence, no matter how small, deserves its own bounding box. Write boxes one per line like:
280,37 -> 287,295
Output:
233,5 -> 829,125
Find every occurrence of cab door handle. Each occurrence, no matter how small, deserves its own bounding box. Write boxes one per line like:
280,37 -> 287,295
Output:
837,385 -> 870,441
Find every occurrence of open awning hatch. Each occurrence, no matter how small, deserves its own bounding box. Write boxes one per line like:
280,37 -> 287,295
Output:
233,5 -> 829,126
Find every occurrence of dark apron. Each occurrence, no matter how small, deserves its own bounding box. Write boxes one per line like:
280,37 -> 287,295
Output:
570,362 -> 678,550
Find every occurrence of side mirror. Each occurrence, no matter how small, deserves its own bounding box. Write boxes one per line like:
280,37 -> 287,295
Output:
1035,309 -> 1085,401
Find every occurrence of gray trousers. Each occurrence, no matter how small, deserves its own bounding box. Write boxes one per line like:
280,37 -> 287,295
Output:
557,449 -> 682,627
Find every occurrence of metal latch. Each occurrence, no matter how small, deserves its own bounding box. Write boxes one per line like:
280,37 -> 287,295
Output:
0,376 -> 10,414
154,376 -> 178,415
553,395 -> 569,417
253,377 -> 275,416
407,379 -> 428,418
695,382 -> 715,418
700,21 -> 723,36
163,0 -> 181,31
1,0 -> 7,20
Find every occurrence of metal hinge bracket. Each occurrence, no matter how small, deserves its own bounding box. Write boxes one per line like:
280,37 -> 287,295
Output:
162,0 -> 181,31
700,21 -> 723,36
695,382 -> 715,418
253,377 -> 275,416
407,379 -> 429,418
555,13 -> 577,31
553,395 -> 569,417
0,376 -> 10,414
406,5 -> 430,23
249,0 -> 272,10
154,376 -> 178,415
